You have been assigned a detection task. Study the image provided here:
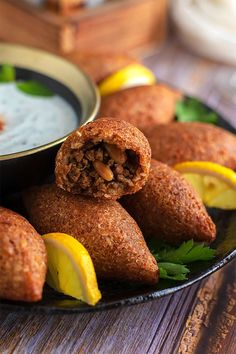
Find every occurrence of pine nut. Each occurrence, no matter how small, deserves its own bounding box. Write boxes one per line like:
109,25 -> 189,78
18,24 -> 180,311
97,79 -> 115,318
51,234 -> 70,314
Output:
104,143 -> 127,164
93,160 -> 114,181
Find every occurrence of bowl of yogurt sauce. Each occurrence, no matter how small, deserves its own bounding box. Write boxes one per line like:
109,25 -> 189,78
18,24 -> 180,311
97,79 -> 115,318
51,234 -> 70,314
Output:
0,43 -> 100,198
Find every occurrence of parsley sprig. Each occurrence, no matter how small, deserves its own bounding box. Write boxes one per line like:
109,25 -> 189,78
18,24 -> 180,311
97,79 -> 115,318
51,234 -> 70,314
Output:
0,64 -> 53,97
176,97 -> 218,124
158,262 -> 190,281
0,64 -> 15,82
151,240 -> 215,281
17,80 -> 54,97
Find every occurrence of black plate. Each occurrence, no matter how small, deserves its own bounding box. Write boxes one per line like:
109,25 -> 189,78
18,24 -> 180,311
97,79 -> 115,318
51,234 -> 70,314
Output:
1,100 -> 236,314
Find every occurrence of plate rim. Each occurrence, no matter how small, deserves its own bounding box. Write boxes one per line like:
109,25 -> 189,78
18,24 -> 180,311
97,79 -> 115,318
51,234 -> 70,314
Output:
1,248 -> 235,314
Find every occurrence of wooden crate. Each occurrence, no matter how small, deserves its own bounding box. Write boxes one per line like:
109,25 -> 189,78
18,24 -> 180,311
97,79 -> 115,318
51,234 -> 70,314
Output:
45,0 -> 85,14
0,0 -> 167,54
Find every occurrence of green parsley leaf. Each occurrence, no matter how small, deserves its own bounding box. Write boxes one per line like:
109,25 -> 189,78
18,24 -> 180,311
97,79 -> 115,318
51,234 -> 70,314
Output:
0,64 -> 16,83
158,262 -> 189,281
176,97 -> 218,124
155,240 -> 215,264
17,80 -> 54,97
151,240 -> 215,281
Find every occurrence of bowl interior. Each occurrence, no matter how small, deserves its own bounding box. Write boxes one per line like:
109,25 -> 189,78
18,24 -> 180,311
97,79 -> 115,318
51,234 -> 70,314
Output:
14,66 -> 82,119
0,43 -> 100,160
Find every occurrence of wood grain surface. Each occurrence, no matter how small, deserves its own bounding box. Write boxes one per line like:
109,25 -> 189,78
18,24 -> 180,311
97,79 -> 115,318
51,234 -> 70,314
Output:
0,39 -> 236,354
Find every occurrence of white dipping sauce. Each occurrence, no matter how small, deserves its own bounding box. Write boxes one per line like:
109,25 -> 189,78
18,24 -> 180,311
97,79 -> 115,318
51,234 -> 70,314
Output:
0,83 -> 78,155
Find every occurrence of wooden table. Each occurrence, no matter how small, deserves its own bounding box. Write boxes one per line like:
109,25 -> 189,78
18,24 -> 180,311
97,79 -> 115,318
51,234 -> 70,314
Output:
0,40 -> 236,354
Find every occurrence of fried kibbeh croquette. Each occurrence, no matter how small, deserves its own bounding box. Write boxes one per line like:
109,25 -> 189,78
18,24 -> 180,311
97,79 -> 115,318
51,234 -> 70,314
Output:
0,207 -> 47,302
55,118 -> 151,200
23,184 -> 159,285
65,52 -> 138,83
98,84 -> 183,132
144,122 -> 236,169
121,160 -> 216,245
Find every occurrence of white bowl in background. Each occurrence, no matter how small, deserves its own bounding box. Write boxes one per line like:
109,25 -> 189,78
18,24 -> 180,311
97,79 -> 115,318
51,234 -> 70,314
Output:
171,0 -> 236,66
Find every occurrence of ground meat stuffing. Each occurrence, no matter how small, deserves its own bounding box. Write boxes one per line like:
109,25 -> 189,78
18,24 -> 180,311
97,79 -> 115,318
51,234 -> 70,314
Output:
66,140 -> 139,196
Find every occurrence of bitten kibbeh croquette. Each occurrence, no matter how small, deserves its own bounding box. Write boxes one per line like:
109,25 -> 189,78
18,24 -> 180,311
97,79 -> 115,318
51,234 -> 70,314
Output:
66,52 -> 138,83
144,122 -> 236,169
55,118 -> 151,199
23,184 -> 159,285
122,160 -> 216,245
98,84 -> 183,132
0,207 -> 47,302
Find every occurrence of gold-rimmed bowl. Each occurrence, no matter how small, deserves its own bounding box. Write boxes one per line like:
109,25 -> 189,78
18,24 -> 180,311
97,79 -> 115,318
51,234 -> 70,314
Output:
0,43 -> 100,199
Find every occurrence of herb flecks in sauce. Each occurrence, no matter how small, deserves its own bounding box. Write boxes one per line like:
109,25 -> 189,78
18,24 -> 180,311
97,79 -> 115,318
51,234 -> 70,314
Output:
0,82 -> 77,155
17,80 -> 54,97
0,64 -> 54,97
0,64 -> 15,83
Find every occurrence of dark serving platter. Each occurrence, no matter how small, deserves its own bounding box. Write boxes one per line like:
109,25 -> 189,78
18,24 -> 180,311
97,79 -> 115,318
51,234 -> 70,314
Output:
1,99 -> 236,314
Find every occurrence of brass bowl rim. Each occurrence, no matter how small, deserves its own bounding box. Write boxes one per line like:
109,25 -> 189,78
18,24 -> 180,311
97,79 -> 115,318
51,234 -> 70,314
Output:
0,43 -> 100,161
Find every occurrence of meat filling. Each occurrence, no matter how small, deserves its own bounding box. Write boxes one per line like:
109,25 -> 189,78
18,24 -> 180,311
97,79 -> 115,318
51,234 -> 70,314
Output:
66,140 -> 140,196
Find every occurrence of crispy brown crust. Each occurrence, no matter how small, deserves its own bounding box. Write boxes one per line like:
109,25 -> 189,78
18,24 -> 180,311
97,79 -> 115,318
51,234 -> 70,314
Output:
0,207 -> 47,302
144,122 -> 236,169
121,160 -> 216,245
98,84 -> 183,132
65,52 -> 138,83
23,184 -> 159,285
55,118 -> 151,199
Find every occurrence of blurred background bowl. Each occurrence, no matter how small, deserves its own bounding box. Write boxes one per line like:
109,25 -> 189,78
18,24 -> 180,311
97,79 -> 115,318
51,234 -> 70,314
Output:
0,43 -> 100,200
171,0 -> 236,66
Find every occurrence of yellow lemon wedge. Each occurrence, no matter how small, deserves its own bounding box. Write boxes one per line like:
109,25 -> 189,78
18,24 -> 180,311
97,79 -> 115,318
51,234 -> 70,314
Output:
42,233 -> 101,306
174,161 -> 236,210
98,63 -> 156,96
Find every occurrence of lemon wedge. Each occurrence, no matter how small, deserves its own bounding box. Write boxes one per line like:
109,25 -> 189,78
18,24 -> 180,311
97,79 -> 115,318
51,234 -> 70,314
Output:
174,161 -> 236,210
98,63 -> 156,96
42,233 -> 101,306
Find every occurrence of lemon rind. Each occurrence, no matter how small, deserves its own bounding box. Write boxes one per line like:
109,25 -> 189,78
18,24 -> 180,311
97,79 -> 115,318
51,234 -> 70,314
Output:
174,161 -> 236,190
98,63 -> 156,96
43,233 -> 101,306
